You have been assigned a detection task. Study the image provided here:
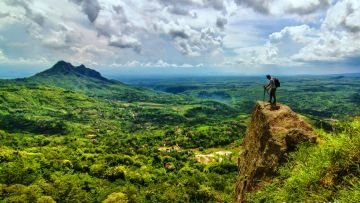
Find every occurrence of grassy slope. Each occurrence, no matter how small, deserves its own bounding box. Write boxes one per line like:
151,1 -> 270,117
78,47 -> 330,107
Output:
248,118 -> 360,202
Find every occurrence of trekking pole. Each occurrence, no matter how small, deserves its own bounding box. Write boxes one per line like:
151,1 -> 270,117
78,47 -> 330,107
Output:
263,85 -> 270,102
263,86 -> 265,101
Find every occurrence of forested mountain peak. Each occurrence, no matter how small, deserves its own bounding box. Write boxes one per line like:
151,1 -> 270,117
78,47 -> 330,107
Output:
34,60 -> 108,82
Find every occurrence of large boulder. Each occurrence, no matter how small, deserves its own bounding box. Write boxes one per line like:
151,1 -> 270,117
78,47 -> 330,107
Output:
235,102 -> 317,202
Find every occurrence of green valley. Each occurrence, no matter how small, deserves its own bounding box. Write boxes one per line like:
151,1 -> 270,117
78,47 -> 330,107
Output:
0,61 -> 359,202
2,1 -> 360,202
0,62 -> 245,202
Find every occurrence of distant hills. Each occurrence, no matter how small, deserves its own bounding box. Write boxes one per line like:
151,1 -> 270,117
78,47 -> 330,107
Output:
0,60 -> 184,103
3,61 -> 180,103
0,60 -> 239,115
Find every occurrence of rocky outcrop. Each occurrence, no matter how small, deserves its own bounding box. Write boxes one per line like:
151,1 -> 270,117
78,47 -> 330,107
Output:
235,102 -> 317,202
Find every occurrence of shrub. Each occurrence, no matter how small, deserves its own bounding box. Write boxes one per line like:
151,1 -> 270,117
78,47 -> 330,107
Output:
89,164 -> 106,177
208,162 -> 237,175
104,166 -> 126,181
103,192 -> 128,203
37,196 -> 56,203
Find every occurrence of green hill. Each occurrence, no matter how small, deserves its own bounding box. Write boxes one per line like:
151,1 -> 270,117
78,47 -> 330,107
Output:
6,61 -> 180,103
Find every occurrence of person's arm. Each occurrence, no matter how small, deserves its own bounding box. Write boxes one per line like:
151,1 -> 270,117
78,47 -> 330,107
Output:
265,81 -> 271,89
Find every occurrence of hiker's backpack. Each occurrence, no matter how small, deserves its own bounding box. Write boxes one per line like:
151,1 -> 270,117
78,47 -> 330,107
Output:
274,78 -> 280,88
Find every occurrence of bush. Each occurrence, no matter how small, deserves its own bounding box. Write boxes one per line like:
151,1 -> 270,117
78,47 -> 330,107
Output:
37,196 -> 56,203
208,162 -> 237,175
104,166 -> 126,181
90,164 -> 106,178
103,192 -> 128,203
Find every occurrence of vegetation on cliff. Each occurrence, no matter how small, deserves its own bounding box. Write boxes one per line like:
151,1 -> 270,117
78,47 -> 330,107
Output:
247,117 -> 360,202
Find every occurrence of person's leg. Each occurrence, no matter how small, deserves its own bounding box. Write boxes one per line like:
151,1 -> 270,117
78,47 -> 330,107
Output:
266,88 -> 271,102
273,89 -> 277,104
269,89 -> 274,103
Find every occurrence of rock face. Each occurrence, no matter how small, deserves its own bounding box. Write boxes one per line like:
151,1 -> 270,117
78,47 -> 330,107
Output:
235,102 -> 317,202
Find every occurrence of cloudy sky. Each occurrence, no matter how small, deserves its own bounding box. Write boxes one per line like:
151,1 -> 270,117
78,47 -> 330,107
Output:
0,0 -> 359,77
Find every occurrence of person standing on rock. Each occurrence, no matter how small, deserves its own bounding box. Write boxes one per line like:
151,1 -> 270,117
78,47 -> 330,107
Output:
264,75 -> 277,105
